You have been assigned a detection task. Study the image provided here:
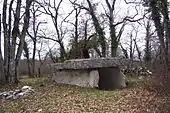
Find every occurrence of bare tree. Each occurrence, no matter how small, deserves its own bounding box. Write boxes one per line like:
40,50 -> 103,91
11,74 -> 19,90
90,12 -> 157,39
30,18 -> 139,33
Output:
104,0 -> 145,57
143,18 -> 153,66
71,0 -> 106,57
120,44 -> 129,58
66,5 -> 82,59
68,18 -> 97,59
133,39 -> 142,62
105,0 -> 120,57
37,0 -> 68,62
144,0 -> 168,73
27,1 -> 46,77
66,3 -> 98,59
37,42 -> 49,76
71,0 -> 145,57
1,0 -> 33,84
2,0 -> 10,83
86,0 -> 106,57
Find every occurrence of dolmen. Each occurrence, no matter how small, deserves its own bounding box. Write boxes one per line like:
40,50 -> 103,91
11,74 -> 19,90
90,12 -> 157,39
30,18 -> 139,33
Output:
49,57 -> 128,90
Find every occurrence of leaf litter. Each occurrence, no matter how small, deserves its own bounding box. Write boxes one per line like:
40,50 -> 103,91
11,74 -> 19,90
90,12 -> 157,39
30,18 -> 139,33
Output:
0,77 -> 169,113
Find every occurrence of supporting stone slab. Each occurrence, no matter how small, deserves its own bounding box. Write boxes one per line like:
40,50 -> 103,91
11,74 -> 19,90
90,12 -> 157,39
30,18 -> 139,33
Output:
51,70 -> 99,88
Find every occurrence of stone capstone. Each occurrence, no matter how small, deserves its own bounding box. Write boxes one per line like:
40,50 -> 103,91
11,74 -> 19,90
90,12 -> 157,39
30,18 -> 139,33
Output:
49,57 -> 130,71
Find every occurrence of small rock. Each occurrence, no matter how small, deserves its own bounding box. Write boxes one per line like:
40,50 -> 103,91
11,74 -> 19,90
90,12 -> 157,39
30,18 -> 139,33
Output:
0,92 -> 3,96
17,92 -> 25,96
9,91 -> 14,94
6,95 -> 13,100
13,90 -> 22,95
0,85 -> 34,101
3,92 -> 9,97
38,109 -> 42,112
13,95 -> 19,99
22,86 -> 32,91
138,76 -> 143,80
39,84 -> 45,87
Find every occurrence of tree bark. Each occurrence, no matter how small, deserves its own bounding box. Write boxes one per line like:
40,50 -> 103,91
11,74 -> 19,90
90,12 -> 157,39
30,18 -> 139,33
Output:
10,0 -> 22,83
2,0 -> 9,82
110,26 -> 117,57
120,44 -> 128,58
74,8 -> 79,58
105,0 -> 118,57
144,20 -> 152,65
149,0 -> 167,72
23,41 -> 32,77
86,0 -> 106,57
134,39 -> 142,63
43,0 -> 67,61
32,3 -> 38,76
0,14 -> 6,84
7,0 -> 14,82
32,41 -> 36,76
59,41 -> 67,62
26,2 -> 47,77
161,0 -> 170,71
13,0 -> 33,83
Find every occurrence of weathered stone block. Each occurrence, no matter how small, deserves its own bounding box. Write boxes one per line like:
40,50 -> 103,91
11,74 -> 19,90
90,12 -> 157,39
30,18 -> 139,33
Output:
50,57 -> 130,71
51,70 -> 99,88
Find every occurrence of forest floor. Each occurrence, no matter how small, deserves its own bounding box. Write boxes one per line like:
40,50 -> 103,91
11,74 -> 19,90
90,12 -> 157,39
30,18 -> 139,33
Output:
0,76 -> 170,113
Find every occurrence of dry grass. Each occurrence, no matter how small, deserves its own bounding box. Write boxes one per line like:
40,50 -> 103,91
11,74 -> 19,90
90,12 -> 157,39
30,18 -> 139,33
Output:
0,76 -> 170,113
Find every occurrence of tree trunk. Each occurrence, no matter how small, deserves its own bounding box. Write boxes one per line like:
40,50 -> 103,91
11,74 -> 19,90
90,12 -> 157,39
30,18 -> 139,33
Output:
144,20 -> 152,66
0,14 -> 6,84
1,0 -> 33,84
105,0 -> 126,57
27,59 -> 31,77
8,0 -> 15,82
105,0 -> 117,57
38,66 -> 41,76
112,47 -> 117,57
120,44 -> 128,58
32,41 -> 36,76
134,39 -> 142,63
74,8 -> 80,58
23,41 -> 32,77
150,0 -> 167,72
86,0 -> 106,57
161,0 -> 170,72
2,0 -> 9,82
12,0 -> 33,83
0,59 -> 5,85
59,41 -> 67,62
32,3 -> 37,76
10,0 -> 22,83
110,26 -> 118,57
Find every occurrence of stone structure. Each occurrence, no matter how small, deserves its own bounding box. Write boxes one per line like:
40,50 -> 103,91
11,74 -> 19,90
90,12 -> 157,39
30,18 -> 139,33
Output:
49,57 -> 127,90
